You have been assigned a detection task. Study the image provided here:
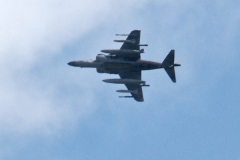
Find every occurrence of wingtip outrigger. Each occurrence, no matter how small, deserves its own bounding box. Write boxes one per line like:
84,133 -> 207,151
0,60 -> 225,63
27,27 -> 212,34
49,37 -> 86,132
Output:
116,34 -> 129,36
119,96 -> 134,98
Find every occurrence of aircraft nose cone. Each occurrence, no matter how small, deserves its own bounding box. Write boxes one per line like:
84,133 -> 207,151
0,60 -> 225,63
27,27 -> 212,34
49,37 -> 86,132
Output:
68,61 -> 76,66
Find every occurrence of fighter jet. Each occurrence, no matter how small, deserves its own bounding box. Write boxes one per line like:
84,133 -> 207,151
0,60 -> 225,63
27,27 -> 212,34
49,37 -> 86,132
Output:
68,30 -> 181,102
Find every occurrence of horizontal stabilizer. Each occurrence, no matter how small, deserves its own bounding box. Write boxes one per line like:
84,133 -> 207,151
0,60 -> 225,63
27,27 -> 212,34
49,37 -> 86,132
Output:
164,67 -> 176,83
162,50 -> 177,83
162,50 -> 175,67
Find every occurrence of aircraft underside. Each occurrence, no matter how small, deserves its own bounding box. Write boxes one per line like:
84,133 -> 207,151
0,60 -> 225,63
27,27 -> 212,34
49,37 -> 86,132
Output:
68,30 -> 181,102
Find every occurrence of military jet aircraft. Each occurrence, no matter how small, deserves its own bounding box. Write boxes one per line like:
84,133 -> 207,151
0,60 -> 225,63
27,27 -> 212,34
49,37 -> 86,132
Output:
68,30 -> 181,102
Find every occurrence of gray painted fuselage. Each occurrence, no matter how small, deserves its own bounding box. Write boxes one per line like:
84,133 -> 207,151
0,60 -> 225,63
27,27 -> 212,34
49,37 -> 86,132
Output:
68,57 -> 163,74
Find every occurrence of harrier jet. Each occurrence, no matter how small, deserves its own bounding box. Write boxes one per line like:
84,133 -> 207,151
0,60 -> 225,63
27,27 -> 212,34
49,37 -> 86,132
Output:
68,30 -> 181,102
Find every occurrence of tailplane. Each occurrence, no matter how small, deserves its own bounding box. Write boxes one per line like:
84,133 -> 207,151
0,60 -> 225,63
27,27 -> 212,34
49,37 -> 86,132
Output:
162,50 -> 181,83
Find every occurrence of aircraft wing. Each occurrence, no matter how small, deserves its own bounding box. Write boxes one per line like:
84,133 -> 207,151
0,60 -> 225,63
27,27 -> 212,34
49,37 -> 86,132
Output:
119,30 -> 141,61
119,70 -> 144,102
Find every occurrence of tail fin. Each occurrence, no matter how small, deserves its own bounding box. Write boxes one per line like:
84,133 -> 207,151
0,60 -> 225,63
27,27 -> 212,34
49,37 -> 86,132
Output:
162,50 -> 180,83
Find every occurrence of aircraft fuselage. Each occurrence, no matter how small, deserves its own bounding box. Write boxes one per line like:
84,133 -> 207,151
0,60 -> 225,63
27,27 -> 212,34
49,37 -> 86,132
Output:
68,58 -> 163,74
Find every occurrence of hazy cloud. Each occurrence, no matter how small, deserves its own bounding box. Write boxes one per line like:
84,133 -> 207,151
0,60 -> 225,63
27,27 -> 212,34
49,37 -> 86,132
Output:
0,0 -> 151,135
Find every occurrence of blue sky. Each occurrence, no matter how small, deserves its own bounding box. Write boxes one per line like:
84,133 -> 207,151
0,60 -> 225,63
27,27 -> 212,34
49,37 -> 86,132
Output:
0,0 -> 240,159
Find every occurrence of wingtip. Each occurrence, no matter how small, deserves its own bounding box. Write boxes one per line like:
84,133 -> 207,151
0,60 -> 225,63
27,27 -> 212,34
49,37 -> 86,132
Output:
136,98 -> 144,102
